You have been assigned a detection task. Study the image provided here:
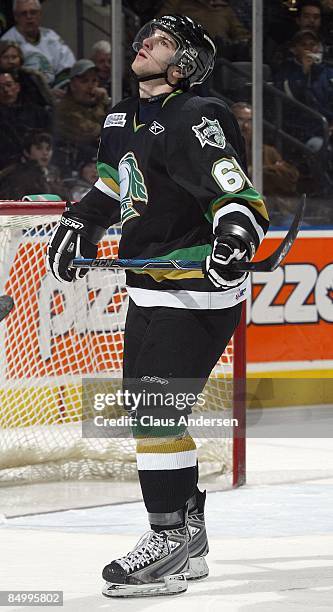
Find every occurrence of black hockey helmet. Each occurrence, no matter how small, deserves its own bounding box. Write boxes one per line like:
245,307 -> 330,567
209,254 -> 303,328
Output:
132,14 -> 216,88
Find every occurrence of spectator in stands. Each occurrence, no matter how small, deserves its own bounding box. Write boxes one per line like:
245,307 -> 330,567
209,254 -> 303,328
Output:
264,2 -> 297,67
231,101 -> 300,196
296,0 -> 322,34
274,30 -> 333,125
1,0 -> 75,85
125,0 -> 162,24
0,40 -> 52,107
322,0 -> 333,56
54,59 -> 109,176
267,0 -> 325,72
0,130 -> 66,200
0,70 -> 52,169
91,40 -> 111,97
65,154 -> 98,201
0,0 -> 14,36
156,0 -> 250,42
229,0 -> 251,30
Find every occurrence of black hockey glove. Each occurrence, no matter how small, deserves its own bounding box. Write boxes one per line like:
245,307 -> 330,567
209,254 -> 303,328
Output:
46,204 -> 106,283
204,235 -> 249,289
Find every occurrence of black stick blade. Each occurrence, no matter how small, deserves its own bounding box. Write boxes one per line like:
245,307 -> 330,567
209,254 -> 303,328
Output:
0,295 -> 14,322
231,194 -> 306,272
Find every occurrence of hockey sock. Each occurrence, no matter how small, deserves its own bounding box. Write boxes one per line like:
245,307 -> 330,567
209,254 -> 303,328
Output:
136,434 -> 197,531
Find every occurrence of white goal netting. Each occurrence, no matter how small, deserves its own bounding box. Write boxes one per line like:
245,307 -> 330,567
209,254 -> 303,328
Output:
0,204 -> 245,486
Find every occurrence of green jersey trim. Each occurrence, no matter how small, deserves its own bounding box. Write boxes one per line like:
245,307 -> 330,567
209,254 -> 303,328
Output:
205,188 -> 268,223
97,161 -> 119,184
158,243 -> 211,261
131,244 -> 211,282
133,114 -> 145,132
161,89 -> 183,107
97,162 -> 120,195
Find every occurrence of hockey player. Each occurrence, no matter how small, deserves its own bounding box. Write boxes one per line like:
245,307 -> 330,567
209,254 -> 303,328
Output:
46,15 -> 269,597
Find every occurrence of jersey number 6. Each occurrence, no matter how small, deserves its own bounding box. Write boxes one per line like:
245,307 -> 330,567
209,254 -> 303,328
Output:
212,157 -> 253,194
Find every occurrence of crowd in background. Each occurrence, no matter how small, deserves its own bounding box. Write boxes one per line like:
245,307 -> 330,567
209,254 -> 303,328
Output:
0,0 -> 332,222
0,0 -> 111,201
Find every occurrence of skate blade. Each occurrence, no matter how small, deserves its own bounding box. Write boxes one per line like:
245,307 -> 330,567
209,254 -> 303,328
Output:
186,556 -> 209,580
102,573 -> 188,597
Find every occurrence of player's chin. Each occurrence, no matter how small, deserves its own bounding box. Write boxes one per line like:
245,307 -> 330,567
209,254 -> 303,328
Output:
132,55 -> 149,71
131,59 -> 140,74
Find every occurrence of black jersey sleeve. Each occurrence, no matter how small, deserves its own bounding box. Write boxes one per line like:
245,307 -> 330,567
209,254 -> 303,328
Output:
72,185 -> 119,229
68,113 -> 121,229
166,97 -> 269,255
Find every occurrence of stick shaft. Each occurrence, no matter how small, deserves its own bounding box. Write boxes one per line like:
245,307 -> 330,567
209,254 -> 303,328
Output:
71,195 -> 306,273
71,258 -> 202,270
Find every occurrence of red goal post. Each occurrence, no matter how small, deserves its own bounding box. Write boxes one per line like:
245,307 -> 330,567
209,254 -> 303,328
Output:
0,201 -> 246,488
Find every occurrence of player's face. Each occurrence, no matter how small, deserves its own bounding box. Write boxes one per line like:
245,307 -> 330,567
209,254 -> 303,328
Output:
132,28 -> 178,77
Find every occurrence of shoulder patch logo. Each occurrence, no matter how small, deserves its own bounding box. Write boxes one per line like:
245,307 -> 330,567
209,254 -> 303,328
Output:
149,121 -> 165,135
104,113 -> 127,128
192,116 -> 226,149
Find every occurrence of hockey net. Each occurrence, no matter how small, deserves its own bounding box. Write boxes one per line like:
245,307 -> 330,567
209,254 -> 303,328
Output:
0,202 -> 246,488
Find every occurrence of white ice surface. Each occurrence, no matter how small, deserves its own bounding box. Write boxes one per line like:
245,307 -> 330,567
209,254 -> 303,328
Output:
0,437 -> 333,611
0,529 -> 332,612
1,482 -> 333,538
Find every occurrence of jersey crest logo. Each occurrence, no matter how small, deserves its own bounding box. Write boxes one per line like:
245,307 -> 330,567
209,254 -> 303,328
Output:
149,121 -> 165,135
119,151 -> 148,225
192,116 -> 226,149
104,113 -> 127,128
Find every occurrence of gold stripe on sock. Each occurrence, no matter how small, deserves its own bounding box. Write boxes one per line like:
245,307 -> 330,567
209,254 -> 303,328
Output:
137,435 -> 196,455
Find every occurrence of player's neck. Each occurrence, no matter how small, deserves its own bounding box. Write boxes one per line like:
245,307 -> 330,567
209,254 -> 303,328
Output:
138,81 -> 175,99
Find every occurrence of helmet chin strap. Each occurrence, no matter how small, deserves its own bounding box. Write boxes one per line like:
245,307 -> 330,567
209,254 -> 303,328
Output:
137,72 -> 165,82
137,71 -> 177,88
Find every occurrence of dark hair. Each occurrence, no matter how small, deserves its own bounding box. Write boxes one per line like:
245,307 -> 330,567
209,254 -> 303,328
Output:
0,69 -> 20,82
23,130 -> 52,152
298,0 -> 322,14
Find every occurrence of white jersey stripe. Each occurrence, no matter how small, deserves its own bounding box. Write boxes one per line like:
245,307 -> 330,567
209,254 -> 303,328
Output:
213,202 -> 265,243
95,178 -> 120,201
127,276 -> 250,309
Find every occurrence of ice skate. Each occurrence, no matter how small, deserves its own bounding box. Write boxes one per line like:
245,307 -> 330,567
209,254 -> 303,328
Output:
102,525 -> 189,597
187,489 -> 209,580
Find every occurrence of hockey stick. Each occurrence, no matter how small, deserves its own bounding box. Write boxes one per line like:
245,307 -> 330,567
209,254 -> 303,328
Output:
72,195 -> 306,273
0,295 -> 14,322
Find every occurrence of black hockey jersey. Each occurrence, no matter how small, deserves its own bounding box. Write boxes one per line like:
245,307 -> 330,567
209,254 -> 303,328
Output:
77,89 -> 269,309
